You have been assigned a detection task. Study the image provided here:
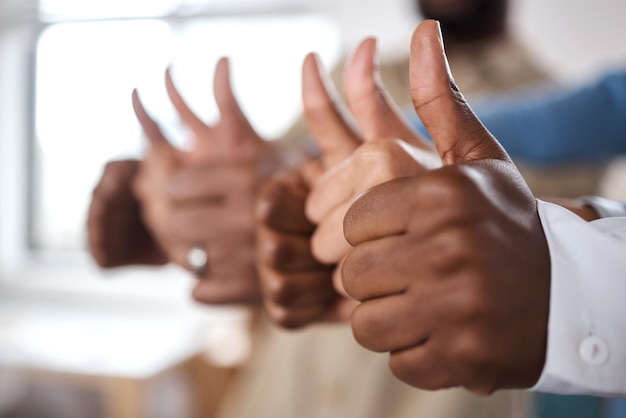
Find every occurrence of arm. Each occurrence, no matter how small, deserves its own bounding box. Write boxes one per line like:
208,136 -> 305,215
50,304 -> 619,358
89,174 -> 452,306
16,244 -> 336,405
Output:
342,20 -> 626,396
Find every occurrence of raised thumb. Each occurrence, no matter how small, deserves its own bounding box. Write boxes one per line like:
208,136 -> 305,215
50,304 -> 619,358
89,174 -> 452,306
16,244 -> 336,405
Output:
132,89 -> 178,157
302,53 -> 362,169
344,38 -> 428,150
410,20 -> 509,165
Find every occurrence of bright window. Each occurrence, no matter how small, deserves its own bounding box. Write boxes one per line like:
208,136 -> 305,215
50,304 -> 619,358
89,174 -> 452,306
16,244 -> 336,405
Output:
32,7 -> 341,251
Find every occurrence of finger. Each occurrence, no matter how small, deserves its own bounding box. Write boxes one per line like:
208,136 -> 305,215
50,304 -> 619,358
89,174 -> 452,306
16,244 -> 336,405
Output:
319,296 -> 359,323
167,163 -> 257,204
165,67 -> 212,139
310,200 -> 352,264
343,177 -> 413,246
341,235 -> 413,301
88,160 -> 140,266
332,255 -> 349,297
259,265 -> 336,308
167,204 -> 254,243
409,20 -> 509,164
132,89 -> 176,154
388,342 -> 455,390
343,171 -> 463,246
257,225 -> 327,272
213,57 -> 260,149
91,160 -> 140,197
305,156 -> 353,223
257,166 -> 315,234
264,300 -> 329,329
192,271 -> 260,305
344,38 -> 431,150
350,294 -> 431,353
302,53 -> 361,169
306,137 -> 433,224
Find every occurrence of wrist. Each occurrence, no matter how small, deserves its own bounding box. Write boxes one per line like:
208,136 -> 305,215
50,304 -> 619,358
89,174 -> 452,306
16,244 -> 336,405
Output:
578,195 -> 626,219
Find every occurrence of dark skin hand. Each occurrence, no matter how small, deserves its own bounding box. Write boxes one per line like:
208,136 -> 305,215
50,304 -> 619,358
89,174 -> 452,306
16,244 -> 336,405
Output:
342,20 -> 551,394
88,159 -> 168,267
256,162 -> 346,328
256,53 -> 360,328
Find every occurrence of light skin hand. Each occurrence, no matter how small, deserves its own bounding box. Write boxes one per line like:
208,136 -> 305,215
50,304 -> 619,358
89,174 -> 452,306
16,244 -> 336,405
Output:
306,38 -> 440,270
342,20 -> 551,394
131,58 -> 275,304
257,39 -> 440,328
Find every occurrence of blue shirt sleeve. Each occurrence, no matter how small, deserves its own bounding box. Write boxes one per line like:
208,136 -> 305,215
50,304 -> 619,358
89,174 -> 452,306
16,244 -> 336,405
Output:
410,72 -> 626,166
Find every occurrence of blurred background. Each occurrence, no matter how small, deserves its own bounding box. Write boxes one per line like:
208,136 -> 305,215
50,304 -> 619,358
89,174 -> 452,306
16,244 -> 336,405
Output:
0,0 -> 625,417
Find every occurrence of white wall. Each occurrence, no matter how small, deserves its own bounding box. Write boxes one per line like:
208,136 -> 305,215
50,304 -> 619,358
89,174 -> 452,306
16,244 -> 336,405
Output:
510,0 -> 626,82
314,0 -> 626,81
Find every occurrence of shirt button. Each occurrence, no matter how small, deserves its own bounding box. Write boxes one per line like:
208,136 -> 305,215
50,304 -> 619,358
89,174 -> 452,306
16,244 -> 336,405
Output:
579,336 -> 610,366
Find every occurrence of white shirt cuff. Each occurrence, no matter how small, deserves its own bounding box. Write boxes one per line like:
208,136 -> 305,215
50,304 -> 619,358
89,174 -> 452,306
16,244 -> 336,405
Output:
530,200 -> 626,396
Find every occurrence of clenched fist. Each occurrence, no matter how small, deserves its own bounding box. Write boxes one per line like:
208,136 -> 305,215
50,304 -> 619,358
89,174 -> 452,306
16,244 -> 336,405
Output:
342,20 -> 551,394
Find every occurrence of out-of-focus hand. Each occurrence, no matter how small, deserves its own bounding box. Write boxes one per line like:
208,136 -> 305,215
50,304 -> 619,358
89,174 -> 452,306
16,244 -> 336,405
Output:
87,159 -> 168,267
256,51 -> 367,327
342,20 -> 551,394
256,162 -> 358,328
132,58 -> 275,304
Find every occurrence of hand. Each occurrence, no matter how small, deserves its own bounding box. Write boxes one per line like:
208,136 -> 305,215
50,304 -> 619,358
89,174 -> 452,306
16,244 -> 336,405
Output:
132,58 -> 273,304
87,159 -> 168,267
306,38 -> 440,267
342,20 -> 551,394
256,49 -> 370,328
256,162 -> 358,328
257,39 -> 437,328
163,61 -> 269,164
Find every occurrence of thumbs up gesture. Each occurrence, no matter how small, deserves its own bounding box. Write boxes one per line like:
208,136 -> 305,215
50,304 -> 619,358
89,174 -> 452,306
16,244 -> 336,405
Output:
125,58 -> 279,304
342,20 -> 551,393
257,39 -> 439,328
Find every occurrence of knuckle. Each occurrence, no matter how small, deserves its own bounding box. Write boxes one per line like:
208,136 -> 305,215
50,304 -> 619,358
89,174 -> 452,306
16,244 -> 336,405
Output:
437,227 -> 473,261
309,229 -> 335,265
221,164 -> 259,195
265,303 -> 307,330
388,356 -> 418,387
261,271 -> 298,306
469,385 -> 497,396
359,139 -> 397,168
343,191 -> 376,246
388,354 -> 448,391
451,332 -> 488,367
350,305 -> 385,352
339,253 -> 357,297
258,232 -> 296,270
419,167 -> 476,203
256,180 -> 282,224
340,250 -> 366,301
302,92 -> 333,122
